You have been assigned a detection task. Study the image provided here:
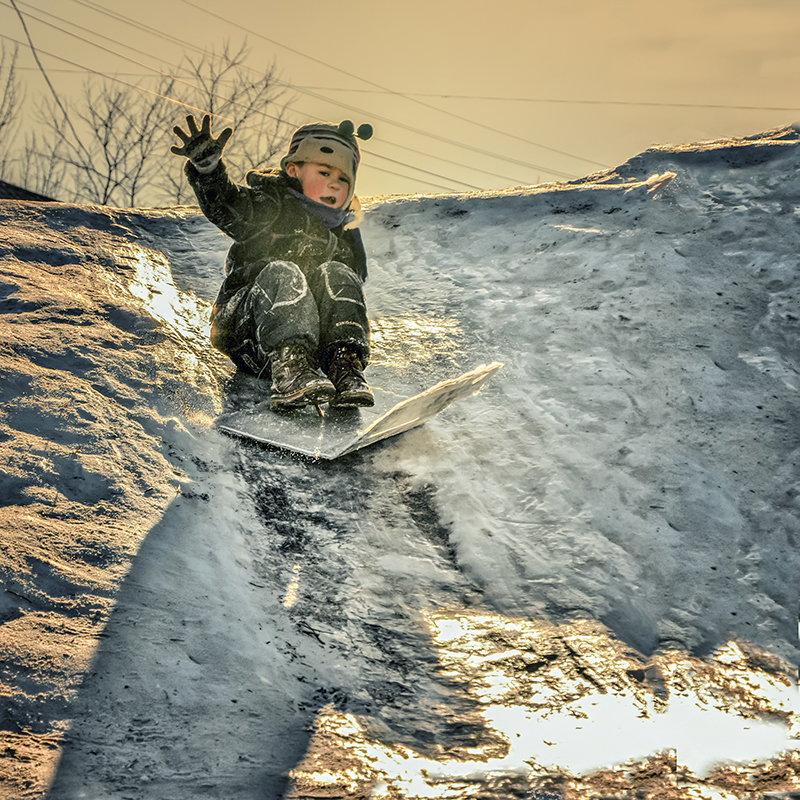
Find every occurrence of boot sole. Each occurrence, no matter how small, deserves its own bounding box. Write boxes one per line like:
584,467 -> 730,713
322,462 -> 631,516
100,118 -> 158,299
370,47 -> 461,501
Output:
271,382 -> 336,409
329,390 -> 375,408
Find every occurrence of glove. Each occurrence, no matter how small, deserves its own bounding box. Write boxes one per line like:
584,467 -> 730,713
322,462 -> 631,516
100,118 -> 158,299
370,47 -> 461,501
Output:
170,114 -> 232,174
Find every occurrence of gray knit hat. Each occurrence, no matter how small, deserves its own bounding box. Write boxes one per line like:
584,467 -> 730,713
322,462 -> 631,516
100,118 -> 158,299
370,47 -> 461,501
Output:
280,120 -> 373,205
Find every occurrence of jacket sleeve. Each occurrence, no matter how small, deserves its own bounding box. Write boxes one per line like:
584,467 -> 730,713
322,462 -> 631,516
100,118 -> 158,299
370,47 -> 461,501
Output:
347,227 -> 368,281
185,160 -> 265,241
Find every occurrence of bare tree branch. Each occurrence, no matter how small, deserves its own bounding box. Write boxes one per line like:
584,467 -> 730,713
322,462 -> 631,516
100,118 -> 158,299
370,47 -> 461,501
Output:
8,0 -> 96,174
160,40 -> 294,202
15,133 -> 71,200
0,43 -> 23,177
5,38 -> 293,206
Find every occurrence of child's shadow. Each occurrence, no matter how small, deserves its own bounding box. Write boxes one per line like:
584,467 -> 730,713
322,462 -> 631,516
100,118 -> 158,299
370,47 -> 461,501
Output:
45,438 -> 497,799
45,480 -> 316,798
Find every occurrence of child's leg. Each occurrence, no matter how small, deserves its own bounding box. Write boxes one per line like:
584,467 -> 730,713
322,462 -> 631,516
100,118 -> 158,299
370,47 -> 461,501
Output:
216,260 -> 335,406
304,261 -> 373,406
305,261 -> 370,369
216,259 -> 320,373
246,260 -> 321,362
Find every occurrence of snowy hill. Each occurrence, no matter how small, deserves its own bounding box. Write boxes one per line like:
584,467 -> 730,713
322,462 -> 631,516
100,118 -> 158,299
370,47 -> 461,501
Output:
1,128 -> 798,799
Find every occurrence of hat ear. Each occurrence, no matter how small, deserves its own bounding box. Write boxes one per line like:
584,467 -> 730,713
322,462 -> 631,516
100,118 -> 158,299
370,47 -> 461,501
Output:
338,120 -> 355,137
356,123 -> 373,141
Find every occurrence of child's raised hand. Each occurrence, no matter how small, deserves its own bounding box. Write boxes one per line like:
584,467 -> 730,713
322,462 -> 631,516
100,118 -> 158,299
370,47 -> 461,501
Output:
171,114 -> 233,174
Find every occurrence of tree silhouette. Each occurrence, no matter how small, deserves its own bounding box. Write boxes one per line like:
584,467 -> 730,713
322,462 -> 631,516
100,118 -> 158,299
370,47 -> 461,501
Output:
0,44 -> 23,177
14,41 -> 293,207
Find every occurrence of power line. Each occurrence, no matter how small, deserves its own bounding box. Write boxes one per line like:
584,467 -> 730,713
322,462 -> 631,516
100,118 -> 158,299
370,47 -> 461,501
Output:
274,79 -> 579,180
3,0 -> 305,139
23,0 -> 796,119
3,0 -> 294,132
367,151 -> 481,190
360,158 -> 455,193
9,0 -> 190,78
23,0 -> 557,186
2,0 -> 204,88
0,31 -> 208,114
0,7 -> 299,134
68,0 -> 212,55
59,0 -> 568,182
15,65 -> 156,75
7,0 -> 93,167
176,0 -> 600,173
0,29 -> 479,192
361,160 -> 459,192
1,13 -> 473,194
293,86 -> 800,113
0,28 -> 469,191
6,0 -> 577,188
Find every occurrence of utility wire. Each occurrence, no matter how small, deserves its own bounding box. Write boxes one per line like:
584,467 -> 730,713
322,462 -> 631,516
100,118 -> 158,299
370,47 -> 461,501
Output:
359,157 -> 456,193
68,0 -> 215,56
15,0 -> 546,186
0,28 -> 477,192
177,0 -> 599,172
7,0 -> 580,187
15,65 -> 156,75
55,0 -> 547,184
0,31 -> 208,115
57,0 -> 561,182
9,0 -> 200,81
3,3 -> 464,194
276,79 -> 579,180
293,86 -> 800,113
54,0 -> 787,119
7,0 -> 95,167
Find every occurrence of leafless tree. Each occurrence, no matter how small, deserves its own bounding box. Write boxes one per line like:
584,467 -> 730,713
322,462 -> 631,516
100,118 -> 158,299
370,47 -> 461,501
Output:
13,130 -> 70,200
0,43 -> 23,176
159,40 -> 292,204
12,40 -> 292,207
19,75 -> 178,206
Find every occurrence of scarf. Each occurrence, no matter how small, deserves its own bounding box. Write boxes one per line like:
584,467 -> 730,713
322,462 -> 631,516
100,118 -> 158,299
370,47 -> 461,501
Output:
288,187 -> 353,230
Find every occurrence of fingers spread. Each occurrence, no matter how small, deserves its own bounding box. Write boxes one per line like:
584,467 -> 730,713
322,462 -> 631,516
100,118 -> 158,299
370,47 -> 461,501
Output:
217,127 -> 233,148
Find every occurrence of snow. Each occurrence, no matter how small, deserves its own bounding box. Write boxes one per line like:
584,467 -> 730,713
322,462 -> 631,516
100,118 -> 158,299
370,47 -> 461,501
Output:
1,127 -> 799,799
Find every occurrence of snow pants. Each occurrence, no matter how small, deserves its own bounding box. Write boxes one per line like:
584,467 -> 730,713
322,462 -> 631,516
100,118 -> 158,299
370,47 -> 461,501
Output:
222,260 -> 370,377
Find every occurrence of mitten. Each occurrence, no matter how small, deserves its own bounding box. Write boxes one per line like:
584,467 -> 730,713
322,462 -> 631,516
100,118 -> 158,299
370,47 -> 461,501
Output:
171,114 -> 232,174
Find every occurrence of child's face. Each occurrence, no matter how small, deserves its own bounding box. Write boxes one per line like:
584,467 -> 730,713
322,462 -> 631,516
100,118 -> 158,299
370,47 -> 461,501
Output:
286,161 -> 351,208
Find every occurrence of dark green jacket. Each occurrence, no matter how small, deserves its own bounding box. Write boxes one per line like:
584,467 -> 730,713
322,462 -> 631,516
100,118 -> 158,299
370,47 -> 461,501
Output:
186,161 -> 368,310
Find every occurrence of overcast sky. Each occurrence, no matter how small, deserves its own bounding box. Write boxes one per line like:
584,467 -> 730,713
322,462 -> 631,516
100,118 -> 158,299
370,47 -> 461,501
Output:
3,0 -> 799,197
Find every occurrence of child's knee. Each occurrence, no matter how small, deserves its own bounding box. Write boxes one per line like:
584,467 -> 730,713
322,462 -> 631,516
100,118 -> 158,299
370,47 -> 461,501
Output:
254,259 -> 304,286
318,262 -> 365,302
320,260 -> 360,283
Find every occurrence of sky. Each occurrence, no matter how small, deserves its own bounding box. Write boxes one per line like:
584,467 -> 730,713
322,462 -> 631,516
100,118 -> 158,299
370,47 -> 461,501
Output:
2,0 -> 800,198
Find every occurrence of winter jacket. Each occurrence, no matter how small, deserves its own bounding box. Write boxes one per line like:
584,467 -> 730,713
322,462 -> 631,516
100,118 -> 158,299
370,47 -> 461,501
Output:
185,161 -> 368,351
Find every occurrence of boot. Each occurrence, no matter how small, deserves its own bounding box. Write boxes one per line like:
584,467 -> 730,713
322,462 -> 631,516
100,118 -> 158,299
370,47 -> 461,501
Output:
327,346 -> 374,408
269,344 -> 335,409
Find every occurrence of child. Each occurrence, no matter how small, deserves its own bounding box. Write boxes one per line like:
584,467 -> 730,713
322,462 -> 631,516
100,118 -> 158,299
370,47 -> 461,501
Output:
171,114 -> 374,409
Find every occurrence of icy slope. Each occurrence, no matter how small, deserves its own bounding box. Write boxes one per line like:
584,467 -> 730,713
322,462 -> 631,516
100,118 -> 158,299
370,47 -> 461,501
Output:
0,127 -> 798,799
359,129 -> 800,661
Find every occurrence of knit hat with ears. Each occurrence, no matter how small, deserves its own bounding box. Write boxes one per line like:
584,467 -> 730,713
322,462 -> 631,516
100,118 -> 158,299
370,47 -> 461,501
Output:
280,120 -> 373,207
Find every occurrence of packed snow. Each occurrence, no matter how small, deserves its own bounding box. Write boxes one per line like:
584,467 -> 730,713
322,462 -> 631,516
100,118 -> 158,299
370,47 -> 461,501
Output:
0,127 -> 799,799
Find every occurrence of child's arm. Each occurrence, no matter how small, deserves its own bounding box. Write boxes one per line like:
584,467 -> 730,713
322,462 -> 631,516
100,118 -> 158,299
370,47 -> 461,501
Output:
171,114 -> 261,240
